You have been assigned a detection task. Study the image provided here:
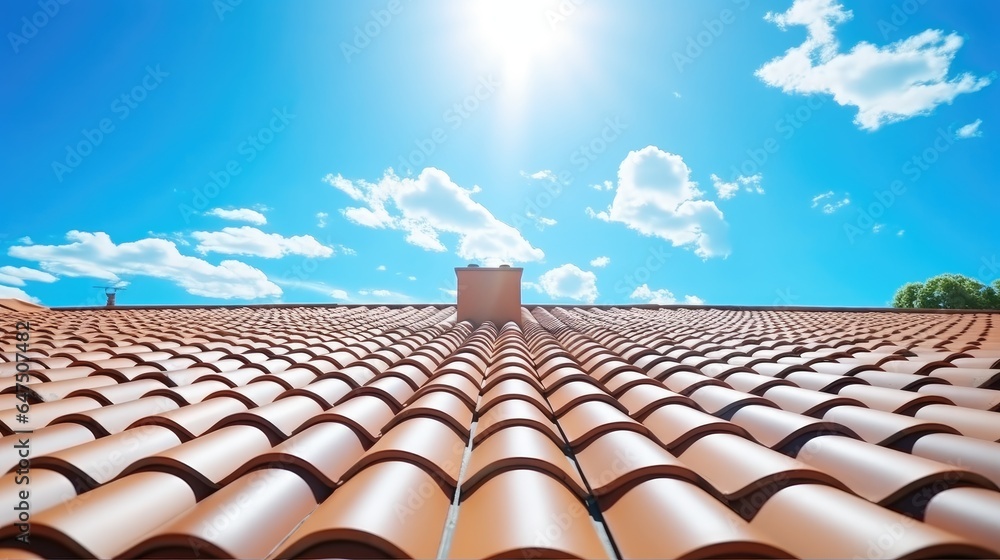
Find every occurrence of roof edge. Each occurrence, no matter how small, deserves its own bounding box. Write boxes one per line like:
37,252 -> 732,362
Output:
44,302 -> 1000,315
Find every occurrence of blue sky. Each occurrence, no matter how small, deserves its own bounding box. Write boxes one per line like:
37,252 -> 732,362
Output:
2,0 -> 998,307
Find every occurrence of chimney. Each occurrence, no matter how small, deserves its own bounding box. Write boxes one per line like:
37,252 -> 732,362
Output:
96,286 -> 125,307
455,264 -> 522,327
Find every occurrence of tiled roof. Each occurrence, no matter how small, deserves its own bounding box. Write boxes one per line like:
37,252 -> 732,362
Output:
1,303 -> 1000,558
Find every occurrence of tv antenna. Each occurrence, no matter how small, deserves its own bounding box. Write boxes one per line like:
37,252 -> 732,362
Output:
93,285 -> 127,307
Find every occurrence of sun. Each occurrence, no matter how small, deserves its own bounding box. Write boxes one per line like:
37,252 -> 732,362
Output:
461,0 -> 576,92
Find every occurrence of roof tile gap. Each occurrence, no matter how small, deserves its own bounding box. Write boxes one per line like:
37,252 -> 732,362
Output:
435,393 -> 482,560
546,328 -> 624,560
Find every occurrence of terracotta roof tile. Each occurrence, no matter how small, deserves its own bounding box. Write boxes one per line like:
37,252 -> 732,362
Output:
272,460 -> 451,559
641,403 -> 752,453
763,385 -> 866,417
211,395 -> 325,444
462,425 -> 586,498
448,469 -> 609,559
475,398 -> 562,445
131,395 -> 248,440
916,384 -> 1000,411
913,404 -> 1000,441
751,484 -> 994,558
3,304 -> 1000,557
0,470 -> 77,528
678,433 -> 847,517
911,433 -> 1000,487
343,417 -> 465,489
796,435 -> 997,515
122,468 -> 317,559
0,424 -> 95,474
730,404 -> 859,453
0,472 -> 197,558
31,424 -> 181,492
548,379 -> 624,416
230,421 -> 366,495
924,487 -> 1000,555
603,478 -> 791,558
575,429 -> 702,506
122,424 -> 272,499
617,383 -> 693,420
0,396 -> 103,434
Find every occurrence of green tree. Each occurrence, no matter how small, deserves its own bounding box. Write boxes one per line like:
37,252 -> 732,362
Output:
891,282 -> 922,308
892,273 -> 1000,310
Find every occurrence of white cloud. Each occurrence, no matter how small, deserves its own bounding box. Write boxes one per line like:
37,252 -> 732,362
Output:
897,229 -> 906,236
673,91 -> 682,98
743,174 -> 764,195
529,264 -> 598,304
872,223 -> 885,233
408,276 -> 416,281
756,0 -> 992,131
590,256 -> 611,268
712,175 -> 740,200
440,288 -> 458,298
710,174 -> 765,200
356,288 -> 410,302
206,208 -> 267,225
0,285 -> 38,303
537,217 -> 557,227
521,170 -> 557,182
587,146 -> 729,259
592,180 -> 614,191
273,278 -> 350,301
811,191 -> 834,206
955,119 -> 983,139
192,227 -> 334,259
376,265 -> 387,271
338,245 -> 357,256
8,231 -> 281,300
147,231 -> 191,247
17,237 -> 31,245
0,266 -> 58,287
811,191 -> 850,213
316,212 -> 329,228
630,284 -> 704,305
324,168 -> 544,266
359,289 -> 390,297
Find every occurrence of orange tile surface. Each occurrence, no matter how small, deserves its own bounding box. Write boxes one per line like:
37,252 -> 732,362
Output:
0,304 -> 999,558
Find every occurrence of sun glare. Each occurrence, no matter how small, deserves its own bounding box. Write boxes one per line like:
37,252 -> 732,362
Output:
463,0 -> 576,92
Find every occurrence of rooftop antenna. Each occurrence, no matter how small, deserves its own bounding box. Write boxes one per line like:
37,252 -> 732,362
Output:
93,285 -> 126,307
